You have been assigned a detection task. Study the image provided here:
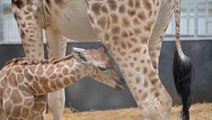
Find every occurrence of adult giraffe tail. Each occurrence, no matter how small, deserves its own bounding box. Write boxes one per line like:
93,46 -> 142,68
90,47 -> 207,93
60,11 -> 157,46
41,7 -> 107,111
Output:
173,0 -> 195,120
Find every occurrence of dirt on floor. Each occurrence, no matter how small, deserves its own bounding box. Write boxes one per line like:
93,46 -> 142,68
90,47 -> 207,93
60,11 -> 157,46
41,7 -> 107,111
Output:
45,103 -> 212,120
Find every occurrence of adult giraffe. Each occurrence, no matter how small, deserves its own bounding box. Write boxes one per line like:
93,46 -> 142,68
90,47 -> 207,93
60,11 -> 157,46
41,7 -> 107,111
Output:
11,0 -> 194,120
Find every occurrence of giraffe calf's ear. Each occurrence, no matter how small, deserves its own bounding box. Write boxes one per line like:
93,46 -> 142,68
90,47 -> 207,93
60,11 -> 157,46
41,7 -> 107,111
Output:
71,47 -> 88,63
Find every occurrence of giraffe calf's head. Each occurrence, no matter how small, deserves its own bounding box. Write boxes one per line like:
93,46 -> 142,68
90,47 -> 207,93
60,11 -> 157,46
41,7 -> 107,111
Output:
72,47 -> 125,90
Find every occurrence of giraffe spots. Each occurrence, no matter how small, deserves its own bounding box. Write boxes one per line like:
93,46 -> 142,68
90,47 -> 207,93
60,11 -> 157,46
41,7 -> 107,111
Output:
128,0 -> 134,8
143,0 -> 152,10
148,10 -> 153,17
13,66 -> 23,73
135,67 -> 140,72
70,76 -> 77,83
150,70 -> 157,77
8,73 -> 17,87
77,74 -> 81,80
20,29 -> 25,39
112,26 -> 120,35
10,90 -> 22,104
25,15 -> 33,20
135,0 -> 141,8
36,65 -> 44,75
122,63 -> 128,68
111,14 -> 119,24
62,67 -> 69,76
122,17 -> 131,27
127,42 -> 133,48
0,78 -> 6,87
46,66 -> 54,75
50,81 -> 57,90
142,92 -> 148,100
154,91 -> 160,97
140,59 -> 145,64
144,20 -> 155,32
101,5 -> 108,13
12,0 -> 25,9
150,78 -> 158,85
112,36 -> 119,45
12,106 -> 21,117
133,28 -> 142,35
143,67 -> 148,74
107,0 -> 117,11
144,79 -> 149,88
137,11 -> 146,21
91,3 -> 101,16
33,82 -> 42,93
97,17 -> 107,29
136,77 -> 141,84
134,95 -> 139,101
128,9 -> 136,17
120,51 -> 126,56
45,0 -> 51,6
119,4 -> 126,14
16,74 -> 24,83
138,89 -> 142,93
13,11 -> 22,20
19,85 -> 31,96
21,107 -> 30,118
121,31 -> 129,38
140,36 -> 148,44
63,78 -> 70,85
146,59 -> 151,65
143,48 -> 147,54
3,100 -> 12,114
40,77 -> 49,86
131,47 -> 141,53
130,62 -> 135,68
128,71 -> 134,77
54,0 -> 65,8
28,66 -> 35,75
104,33 -> 110,41
156,0 -> 160,6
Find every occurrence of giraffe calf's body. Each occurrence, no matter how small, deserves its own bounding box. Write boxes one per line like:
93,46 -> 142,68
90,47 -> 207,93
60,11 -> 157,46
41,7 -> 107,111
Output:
0,47 -> 124,120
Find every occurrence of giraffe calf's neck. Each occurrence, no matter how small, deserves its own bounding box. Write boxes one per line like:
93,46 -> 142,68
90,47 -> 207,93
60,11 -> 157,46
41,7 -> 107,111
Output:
0,47 -> 124,120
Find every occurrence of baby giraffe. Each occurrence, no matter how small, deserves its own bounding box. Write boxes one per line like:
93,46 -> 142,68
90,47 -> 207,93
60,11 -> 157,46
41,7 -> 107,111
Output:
0,47 -> 124,120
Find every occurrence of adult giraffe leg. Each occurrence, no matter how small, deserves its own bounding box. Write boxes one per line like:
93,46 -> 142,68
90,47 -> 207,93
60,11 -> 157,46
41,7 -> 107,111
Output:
44,24 -> 67,120
12,0 -> 45,59
148,0 -> 175,73
86,1 -> 172,119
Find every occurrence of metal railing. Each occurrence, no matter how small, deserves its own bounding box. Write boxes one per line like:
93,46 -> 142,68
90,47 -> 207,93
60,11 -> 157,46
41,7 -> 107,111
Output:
0,0 -> 212,43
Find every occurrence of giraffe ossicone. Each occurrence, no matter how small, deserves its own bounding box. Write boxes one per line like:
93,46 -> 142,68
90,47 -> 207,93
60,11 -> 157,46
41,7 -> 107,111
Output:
0,47 -> 124,120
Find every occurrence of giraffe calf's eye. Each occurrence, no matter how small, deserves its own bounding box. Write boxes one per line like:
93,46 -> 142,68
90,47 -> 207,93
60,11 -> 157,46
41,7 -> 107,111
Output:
98,66 -> 108,72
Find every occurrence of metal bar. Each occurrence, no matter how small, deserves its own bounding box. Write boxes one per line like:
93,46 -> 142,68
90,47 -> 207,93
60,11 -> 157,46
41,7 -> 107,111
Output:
206,0 -> 209,35
186,1 -> 190,35
0,0 -> 4,41
194,0 -> 199,38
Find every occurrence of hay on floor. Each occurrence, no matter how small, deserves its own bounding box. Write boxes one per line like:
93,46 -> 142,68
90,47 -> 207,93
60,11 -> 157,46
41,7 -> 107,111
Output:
45,103 -> 212,120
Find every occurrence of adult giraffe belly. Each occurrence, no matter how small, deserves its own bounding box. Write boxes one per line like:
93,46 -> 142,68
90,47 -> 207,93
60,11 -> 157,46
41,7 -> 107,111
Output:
46,0 -> 98,41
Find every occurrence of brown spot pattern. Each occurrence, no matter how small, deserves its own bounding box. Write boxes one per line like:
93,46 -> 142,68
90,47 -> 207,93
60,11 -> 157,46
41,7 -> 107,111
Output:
107,0 -> 117,10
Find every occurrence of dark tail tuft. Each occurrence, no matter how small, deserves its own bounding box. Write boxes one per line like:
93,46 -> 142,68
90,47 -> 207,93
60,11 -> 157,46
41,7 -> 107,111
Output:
172,50 -> 195,120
